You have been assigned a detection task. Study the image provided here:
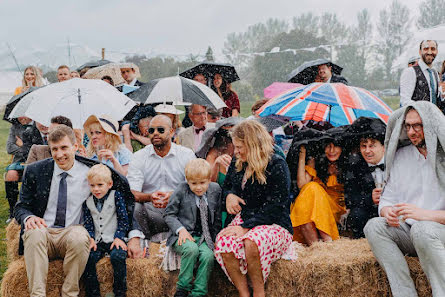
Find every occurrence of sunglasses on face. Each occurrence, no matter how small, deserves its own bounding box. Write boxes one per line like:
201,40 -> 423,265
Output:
148,127 -> 166,134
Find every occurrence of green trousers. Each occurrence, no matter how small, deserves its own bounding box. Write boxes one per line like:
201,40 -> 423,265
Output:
173,236 -> 214,297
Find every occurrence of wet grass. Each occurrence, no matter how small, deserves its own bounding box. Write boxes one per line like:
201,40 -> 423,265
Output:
0,119 -> 11,284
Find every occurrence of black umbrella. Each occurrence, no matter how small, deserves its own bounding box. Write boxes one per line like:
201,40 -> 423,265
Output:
256,115 -> 289,133
76,59 -> 113,73
287,58 -> 343,84
127,76 -> 226,110
3,87 -> 41,123
180,62 -> 240,84
345,117 -> 386,145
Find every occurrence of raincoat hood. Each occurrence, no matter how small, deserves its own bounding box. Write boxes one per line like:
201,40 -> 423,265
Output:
384,101 -> 445,190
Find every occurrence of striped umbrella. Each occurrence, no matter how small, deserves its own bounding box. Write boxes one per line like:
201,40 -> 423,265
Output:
257,84 -> 392,126
127,76 -> 226,109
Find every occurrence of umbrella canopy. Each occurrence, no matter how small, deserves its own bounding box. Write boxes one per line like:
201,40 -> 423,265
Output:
180,62 -> 240,84
8,78 -> 135,129
3,87 -> 41,123
257,85 -> 391,127
345,116 -> 387,145
256,115 -> 289,132
295,83 -> 393,115
287,58 -> 343,84
127,76 -> 227,109
263,82 -> 302,99
76,59 -> 112,73
83,62 -> 141,87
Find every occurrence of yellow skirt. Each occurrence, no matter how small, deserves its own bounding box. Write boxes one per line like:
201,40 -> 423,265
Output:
290,181 -> 345,243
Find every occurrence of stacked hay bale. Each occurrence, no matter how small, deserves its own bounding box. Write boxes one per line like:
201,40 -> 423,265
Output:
2,222 -> 432,297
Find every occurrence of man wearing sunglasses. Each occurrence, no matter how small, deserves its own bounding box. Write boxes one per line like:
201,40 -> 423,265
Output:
125,115 -> 196,257
365,102 -> 445,297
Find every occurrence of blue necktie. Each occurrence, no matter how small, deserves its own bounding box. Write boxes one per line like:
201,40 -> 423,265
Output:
54,172 -> 68,227
427,68 -> 437,104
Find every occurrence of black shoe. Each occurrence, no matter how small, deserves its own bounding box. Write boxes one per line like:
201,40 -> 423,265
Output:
174,288 -> 189,297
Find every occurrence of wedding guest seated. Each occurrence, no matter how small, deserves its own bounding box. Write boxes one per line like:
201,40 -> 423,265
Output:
211,73 -> 240,118
214,120 -> 293,297
5,116 -> 33,223
365,102 -> 445,297
26,116 -> 74,164
126,115 -> 195,244
177,104 -> 209,152
344,117 -> 386,238
164,159 -> 222,297
122,105 -> 157,153
14,66 -> 45,95
83,115 -> 132,176
289,127 -> 348,245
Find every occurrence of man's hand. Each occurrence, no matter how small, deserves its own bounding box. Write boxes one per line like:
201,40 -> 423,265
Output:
111,238 -> 127,251
380,206 -> 400,227
177,229 -> 194,246
226,194 -> 246,215
152,191 -> 171,208
395,203 -> 432,222
219,226 -> 249,238
25,216 -> 48,231
372,188 -> 382,205
127,237 -> 143,259
89,238 -> 97,251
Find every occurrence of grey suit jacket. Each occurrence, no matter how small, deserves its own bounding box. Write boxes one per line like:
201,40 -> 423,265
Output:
164,182 -> 222,246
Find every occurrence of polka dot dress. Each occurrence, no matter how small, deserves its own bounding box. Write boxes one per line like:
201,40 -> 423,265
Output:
214,213 -> 293,283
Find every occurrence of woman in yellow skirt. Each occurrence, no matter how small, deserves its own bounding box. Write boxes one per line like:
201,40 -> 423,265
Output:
290,134 -> 347,245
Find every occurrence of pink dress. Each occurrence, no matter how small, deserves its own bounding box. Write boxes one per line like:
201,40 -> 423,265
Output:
214,214 -> 292,283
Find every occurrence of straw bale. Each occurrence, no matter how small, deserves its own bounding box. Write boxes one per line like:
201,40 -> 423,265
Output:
5,220 -> 21,262
1,239 -> 433,297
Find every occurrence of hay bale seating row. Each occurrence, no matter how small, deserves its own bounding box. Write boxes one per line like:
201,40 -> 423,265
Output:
1,222 -> 432,297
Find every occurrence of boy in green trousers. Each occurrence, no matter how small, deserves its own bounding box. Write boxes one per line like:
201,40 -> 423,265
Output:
164,159 -> 222,297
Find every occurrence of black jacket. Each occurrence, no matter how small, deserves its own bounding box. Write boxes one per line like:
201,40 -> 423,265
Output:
222,154 -> 293,234
14,155 -> 136,255
330,74 -> 349,85
344,153 -> 378,213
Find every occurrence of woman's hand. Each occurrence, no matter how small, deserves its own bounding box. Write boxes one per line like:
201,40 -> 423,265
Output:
226,193 -> 246,214
219,226 -> 249,238
15,136 -> 23,147
97,149 -> 116,162
215,154 -> 232,170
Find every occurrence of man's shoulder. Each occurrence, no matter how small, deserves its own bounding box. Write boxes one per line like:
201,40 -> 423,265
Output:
208,182 -> 222,194
394,145 -> 415,161
132,145 -> 153,158
401,66 -> 416,78
172,143 -> 195,156
27,157 -> 54,171
178,126 -> 193,137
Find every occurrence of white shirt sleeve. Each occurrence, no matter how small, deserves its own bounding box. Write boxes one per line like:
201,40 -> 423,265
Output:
399,67 -> 416,107
126,152 -> 144,192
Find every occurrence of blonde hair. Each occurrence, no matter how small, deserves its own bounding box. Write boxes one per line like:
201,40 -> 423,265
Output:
231,120 -> 274,185
85,122 -> 122,157
87,164 -> 113,183
185,159 -> 211,181
22,66 -> 44,88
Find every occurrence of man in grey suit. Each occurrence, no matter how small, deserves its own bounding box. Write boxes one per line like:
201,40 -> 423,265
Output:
177,104 -> 209,152
164,158 -> 222,297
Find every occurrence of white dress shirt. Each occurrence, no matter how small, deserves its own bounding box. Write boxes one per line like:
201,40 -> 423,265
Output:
399,59 -> 439,107
379,145 -> 445,225
367,157 -> 385,186
43,160 -> 91,227
129,78 -> 138,86
127,143 -> 196,194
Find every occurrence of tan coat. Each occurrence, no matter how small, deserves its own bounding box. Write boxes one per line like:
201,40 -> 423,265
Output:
26,144 -> 51,164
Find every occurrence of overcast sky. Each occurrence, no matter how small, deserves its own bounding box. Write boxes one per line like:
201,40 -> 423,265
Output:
1,0 -> 420,58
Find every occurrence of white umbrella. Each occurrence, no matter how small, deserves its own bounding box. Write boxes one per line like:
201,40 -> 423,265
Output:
8,78 -> 136,129
392,24 -> 445,70
127,76 -> 227,109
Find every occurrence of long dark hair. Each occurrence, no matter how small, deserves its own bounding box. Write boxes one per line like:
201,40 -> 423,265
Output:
211,75 -> 233,100
315,140 -> 347,184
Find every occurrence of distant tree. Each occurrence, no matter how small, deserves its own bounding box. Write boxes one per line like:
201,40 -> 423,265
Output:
319,13 -> 348,44
292,13 -> 319,36
377,0 -> 411,84
417,0 -> 445,29
205,46 -> 214,62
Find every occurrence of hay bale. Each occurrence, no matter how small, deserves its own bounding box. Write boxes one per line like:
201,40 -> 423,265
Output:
1,239 -> 432,297
5,220 -> 21,262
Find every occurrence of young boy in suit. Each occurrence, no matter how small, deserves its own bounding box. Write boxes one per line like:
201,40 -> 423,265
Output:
82,164 -> 130,297
164,159 -> 222,297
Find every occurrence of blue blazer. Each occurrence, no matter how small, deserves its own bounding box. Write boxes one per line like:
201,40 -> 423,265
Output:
14,155 -> 136,255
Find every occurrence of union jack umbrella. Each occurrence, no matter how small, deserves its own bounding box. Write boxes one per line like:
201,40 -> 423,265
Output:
257,83 -> 392,126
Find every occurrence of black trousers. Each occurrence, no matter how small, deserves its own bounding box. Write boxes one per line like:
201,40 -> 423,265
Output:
347,206 -> 378,239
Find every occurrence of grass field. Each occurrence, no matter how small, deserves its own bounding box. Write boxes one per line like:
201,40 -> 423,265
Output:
0,96 -> 401,285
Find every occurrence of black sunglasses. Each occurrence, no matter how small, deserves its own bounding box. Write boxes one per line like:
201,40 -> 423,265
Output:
148,127 -> 166,134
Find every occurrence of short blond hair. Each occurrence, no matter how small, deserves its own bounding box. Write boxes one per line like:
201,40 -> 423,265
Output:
185,159 -> 211,181
87,164 -> 113,183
